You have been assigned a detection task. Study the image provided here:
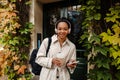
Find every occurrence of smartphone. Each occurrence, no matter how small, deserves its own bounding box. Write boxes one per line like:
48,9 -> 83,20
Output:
72,61 -> 79,64
69,61 -> 79,64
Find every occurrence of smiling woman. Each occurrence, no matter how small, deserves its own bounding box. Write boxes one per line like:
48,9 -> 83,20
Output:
55,18 -> 71,45
35,18 -> 77,80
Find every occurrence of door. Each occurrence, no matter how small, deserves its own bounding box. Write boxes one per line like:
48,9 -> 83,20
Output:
43,1 -> 87,80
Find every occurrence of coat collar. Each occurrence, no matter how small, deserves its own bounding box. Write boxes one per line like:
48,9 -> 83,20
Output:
52,34 -> 70,45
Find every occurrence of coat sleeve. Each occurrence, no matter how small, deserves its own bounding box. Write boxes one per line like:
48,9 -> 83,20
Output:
70,44 -> 76,61
35,38 -> 53,68
68,44 -> 77,74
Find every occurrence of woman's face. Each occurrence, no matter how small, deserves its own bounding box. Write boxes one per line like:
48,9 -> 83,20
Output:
56,22 -> 69,39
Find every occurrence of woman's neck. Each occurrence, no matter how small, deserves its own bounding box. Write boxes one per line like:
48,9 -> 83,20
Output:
57,37 -> 66,47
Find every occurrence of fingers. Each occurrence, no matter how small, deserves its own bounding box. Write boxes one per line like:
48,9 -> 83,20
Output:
67,63 -> 76,69
67,60 -> 78,68
52,58 -> 64,67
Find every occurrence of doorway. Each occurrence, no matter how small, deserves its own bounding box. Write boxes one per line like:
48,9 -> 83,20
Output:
43,1 -> 87,80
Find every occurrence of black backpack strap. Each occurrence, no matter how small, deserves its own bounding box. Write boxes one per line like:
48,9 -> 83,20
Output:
46,37 -> 52,56
29,48 -> 38,64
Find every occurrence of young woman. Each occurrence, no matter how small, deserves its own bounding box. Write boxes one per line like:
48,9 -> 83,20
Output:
36,18 -> 77,80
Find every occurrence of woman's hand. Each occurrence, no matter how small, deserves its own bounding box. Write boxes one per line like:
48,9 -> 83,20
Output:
67,60 -> 78,69
52,58 -> 64,67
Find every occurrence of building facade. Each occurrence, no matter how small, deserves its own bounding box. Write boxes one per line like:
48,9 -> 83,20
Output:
30,0 -> 87,80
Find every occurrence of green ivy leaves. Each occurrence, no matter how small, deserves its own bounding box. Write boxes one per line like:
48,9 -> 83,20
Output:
80,0 -> 120,80
100,3 -> 120,78
0,0 -> 32,79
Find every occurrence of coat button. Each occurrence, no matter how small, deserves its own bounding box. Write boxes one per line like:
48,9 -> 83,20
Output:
56,76 -> 59,78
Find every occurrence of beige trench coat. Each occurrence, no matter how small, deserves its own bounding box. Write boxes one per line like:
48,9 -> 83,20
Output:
36,35 -> 76,80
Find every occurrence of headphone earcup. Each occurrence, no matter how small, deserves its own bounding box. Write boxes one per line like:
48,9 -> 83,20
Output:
55,28 -> 57,33
68,28 -> 71,34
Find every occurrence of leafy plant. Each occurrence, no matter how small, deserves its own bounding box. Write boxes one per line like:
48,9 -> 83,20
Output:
0,0 -> 33,79
79,0 -> 120,80
100,3 -> 120,79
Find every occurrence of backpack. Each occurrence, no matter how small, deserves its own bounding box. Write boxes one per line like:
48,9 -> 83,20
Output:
29,37 -> 52,75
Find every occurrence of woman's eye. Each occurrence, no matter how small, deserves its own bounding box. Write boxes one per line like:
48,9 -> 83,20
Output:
64,28 -> 68,30
58,28 -> 61,30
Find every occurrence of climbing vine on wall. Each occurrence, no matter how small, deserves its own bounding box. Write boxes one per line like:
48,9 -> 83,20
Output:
79,0 -> 120,80
100,3 -> 120,80
0,0 -> 33,80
